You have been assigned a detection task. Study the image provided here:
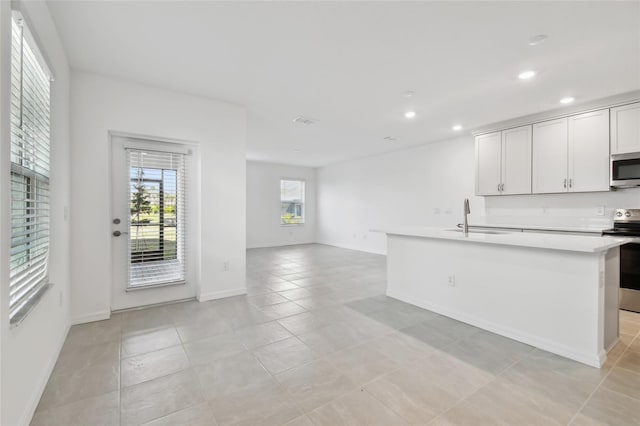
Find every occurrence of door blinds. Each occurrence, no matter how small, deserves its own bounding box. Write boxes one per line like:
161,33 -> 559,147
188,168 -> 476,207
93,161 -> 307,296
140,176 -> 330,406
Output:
9,15 -> 52,323
127,149 -> 187,289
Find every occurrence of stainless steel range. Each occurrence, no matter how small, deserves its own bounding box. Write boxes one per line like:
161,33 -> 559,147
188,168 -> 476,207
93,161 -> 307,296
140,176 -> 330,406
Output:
603,209 -> 640,313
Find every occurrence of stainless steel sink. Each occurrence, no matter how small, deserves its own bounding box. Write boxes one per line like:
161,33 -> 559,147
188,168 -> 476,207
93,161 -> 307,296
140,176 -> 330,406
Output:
446,228 -> 509,235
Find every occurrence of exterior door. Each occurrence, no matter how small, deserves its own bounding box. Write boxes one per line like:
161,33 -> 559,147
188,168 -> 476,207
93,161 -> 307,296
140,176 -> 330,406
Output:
111,136 -> 196,311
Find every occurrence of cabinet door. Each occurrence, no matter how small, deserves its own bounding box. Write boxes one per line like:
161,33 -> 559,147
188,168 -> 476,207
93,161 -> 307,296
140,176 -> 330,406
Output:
501,125 -> 532,195
611,102 -> 640,155
533,118 -> 568,193
476,132 -> 502,195
568,109 -> 610,192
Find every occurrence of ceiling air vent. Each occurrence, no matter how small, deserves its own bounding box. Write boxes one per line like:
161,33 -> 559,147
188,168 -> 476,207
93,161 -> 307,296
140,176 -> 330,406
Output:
292,116 -> 318,126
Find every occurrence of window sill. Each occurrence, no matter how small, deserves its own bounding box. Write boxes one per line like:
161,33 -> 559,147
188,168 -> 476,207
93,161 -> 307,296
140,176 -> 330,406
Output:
10,282 -> 54,328
126,280 -> 186,292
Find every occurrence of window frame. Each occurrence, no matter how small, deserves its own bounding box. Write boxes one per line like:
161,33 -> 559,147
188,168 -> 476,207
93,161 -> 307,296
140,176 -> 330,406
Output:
279,178 -> 306,227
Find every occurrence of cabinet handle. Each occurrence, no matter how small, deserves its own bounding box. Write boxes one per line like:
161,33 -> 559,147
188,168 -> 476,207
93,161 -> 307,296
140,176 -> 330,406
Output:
500,183 -> 505,192
563,179 -> 567,189
498,183 -> 501,192
569,179 -> 573,188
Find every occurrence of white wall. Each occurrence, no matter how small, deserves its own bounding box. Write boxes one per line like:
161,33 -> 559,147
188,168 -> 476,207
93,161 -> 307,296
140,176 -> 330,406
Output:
0,1 -> 72,425
247,161 -> 316,248
317,135 -> 640,254
70,72 -> 247,322
317,137 -> 484,254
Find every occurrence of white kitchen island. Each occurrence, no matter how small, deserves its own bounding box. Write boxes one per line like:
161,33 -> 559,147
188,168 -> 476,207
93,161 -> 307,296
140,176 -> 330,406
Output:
376,228 -> 629,368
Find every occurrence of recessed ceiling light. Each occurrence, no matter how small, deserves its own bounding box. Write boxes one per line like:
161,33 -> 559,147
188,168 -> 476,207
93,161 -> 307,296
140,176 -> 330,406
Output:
404,111 -> 416,119
518,70 -> 536,80
383,136 -> 398,142
560,96 -> 575,104
528,34 -> 548,46
452,124 -> 463,131
403,90 -> 415,98
292,149 -> 303,152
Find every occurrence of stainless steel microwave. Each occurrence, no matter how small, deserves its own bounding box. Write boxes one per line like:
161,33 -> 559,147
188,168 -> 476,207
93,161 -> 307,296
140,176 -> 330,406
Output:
611,153 -> 640,188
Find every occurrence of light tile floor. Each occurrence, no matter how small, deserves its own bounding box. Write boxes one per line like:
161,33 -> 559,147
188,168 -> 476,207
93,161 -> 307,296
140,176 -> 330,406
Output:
32,244 -> 640,426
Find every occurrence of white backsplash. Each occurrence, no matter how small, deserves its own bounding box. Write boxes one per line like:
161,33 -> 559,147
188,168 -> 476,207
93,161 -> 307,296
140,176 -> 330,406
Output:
479,187 -> 640,231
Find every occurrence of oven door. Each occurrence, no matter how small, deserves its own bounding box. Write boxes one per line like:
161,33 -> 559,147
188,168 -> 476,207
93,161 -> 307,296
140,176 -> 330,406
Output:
611,154 -> 640,187
620,243 -> 640,313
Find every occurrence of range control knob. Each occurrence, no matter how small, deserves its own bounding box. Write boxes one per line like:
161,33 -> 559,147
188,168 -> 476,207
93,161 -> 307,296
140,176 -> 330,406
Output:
626,211 -> 632,217
617,211 -> 623,217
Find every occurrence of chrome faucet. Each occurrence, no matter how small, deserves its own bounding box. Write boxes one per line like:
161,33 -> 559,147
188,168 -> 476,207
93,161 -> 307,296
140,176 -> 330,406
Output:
463,198 -> 471,235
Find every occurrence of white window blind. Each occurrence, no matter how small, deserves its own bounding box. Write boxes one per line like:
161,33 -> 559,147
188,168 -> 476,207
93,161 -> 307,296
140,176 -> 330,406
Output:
127,149 -> 187,289
280,179 -> 305,225
9,15 -> 52,323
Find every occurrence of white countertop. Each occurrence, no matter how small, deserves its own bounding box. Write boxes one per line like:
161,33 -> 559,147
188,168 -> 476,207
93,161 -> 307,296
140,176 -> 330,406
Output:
464,215 -> 613,234
373,227 -> 632,253
468,223 -> 606,234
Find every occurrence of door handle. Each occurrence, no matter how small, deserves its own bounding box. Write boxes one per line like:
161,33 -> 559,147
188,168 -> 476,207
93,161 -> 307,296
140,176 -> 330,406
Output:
112,230 -> 129,237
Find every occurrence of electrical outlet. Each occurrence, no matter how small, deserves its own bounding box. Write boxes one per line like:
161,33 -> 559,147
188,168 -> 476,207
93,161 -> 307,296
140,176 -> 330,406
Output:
434,208 -> 441,215
596,206 -> 605,216
448,275 -> 455,287
445,208 -> 453,215
223,261 -> 230,272
363,234 -> 368,240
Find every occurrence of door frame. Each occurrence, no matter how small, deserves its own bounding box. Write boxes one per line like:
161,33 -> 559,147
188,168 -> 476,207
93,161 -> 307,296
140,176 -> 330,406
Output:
108,131 -> 201,311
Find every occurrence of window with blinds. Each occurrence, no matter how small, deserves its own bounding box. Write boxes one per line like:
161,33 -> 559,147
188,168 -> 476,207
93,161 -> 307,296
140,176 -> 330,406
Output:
128,149 -> 187,289
9,14 -> 52,323
280,179 -> 305,225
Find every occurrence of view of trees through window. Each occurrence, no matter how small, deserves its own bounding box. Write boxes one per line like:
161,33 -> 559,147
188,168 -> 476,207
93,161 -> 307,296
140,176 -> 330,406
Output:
280,179 -> 305,225
129,167 -> 178,262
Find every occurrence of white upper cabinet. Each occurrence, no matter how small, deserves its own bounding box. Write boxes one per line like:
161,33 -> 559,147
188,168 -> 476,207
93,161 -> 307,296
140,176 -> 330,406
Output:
501,125 -> 532,195
477,103 -> 621,196
611,102 -> 640,155
532,111 -> 609,194
533,118 -> 569,194
476,126 -> 532,196
568,109 -> 610,192
475,131 -> 502,196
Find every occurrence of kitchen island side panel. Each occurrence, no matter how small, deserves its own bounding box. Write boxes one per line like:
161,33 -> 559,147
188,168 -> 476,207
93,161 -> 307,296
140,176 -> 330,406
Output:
386,234 -> 615,367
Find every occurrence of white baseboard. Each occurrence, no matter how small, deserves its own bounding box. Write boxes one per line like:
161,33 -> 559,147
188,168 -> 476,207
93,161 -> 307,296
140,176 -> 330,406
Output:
387,289 -> 603,368
70,310 -> 111,325
19,321 -> 70,426
247,240 -> 316,249
199,287 -> 246,302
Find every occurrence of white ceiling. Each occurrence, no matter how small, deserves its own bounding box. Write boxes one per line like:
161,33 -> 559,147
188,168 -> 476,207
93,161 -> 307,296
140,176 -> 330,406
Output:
47,1 -> 640,167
